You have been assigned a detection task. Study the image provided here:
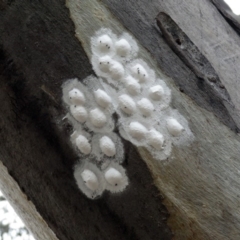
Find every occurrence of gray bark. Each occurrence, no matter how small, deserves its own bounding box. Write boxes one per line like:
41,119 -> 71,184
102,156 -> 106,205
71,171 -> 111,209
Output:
1,0 -> 240,240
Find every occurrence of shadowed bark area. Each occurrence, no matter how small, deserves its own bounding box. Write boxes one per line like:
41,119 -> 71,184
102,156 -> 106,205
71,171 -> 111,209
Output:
211,0 -> 240,35
0,1 -> 172,240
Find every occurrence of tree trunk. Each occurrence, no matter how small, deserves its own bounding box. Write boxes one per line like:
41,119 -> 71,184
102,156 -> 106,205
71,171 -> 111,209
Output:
0,0 -> 240,239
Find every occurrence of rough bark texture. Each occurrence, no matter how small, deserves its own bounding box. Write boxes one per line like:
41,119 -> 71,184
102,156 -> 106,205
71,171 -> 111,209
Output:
211,0 -> 240,34
100,0 -> 240,132
0,161 -> 58,240
0,1 -> 172,240
97,0 -> 240,239
1,0 -> 240,240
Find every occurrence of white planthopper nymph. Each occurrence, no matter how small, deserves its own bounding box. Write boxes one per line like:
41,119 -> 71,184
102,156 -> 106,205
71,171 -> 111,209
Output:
147,129 -> 165,150
130,63 -> 148,83
118,94 -> 136,115
75,134 -> 91,155
70,105 -> 88,123
98,55 -> 113,73
115,38 -> 131,57
99,136 -> 116,157
137,98 -> 154,117
166,118 -> 184,137
69,88 -> 85,105
103,163 -> 128,193
81,169 -> 99,191
124,75 -> 141,95
149,85 -> 164,101
94,89 -> 112,108
109,60 -> 125,80
74,162 -> 105,199
96,35 -> 113,53
128,121 -> 148,141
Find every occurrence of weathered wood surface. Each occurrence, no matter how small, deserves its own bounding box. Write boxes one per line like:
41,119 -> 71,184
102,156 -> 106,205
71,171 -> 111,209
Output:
156,12 -> 237,132
1,0 -> 240,240
0,161 -> 58,240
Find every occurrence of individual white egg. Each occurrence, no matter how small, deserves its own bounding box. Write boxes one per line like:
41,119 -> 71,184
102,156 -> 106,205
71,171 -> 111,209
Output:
137,98 -> 154,116
96,34 -> 113,53
167,118 -> 184,137
148,129 -> 164,150
124,75 -> 141,95
75,135 -> 91,155
74,162 -> 105,199
109,61 -> 125,80
70,105 -> 88,123
130,64 -> 148,82
89,108 -> 107,128
118,94 -> 136,115
98,56 -> 113,73
81,169 -> 99,191
149,85 -> 164,101
94,89 -> 111,108
104,168 -> 123,186
99,136 -> 116,157
128,121 -> 148,140
103,163 -> 129,193
69,88 -> 85,105
115,38 -> 131,57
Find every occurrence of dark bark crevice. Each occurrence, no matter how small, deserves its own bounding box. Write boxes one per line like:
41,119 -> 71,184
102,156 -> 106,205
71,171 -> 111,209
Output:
156,12 -> 239,133
210,0 -> 240,35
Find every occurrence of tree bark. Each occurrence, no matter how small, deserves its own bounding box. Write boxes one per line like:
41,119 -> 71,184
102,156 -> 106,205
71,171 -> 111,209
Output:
0,0 -> 240,240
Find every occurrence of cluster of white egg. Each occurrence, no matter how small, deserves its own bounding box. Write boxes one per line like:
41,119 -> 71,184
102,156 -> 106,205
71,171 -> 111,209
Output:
62,77 -> 128,199
74,161 -> 128,199
62,28 -> 193,199
91,28 -> 194,160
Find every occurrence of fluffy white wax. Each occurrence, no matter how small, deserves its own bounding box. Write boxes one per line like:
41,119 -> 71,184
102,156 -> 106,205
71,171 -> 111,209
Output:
167,118 -> 184,137
118,94 -> 136,115
98,56 -> 113,73
125,76 -> 141,95
99,136 -> 116,157
129,122 -> 148,140
81,169 -> 99,191
70,105 -> 88,123
75,135 -> 91,155
104,168 -> 123,186
94,89 -> 111,108
89,108 -> 107,128
96,34 -> 113,54
148,129 -> 164,150
69,88 -> 85,105
115,38 -> 131,57
149,85 -> 164,101
130,64 -> 148,82
137,98 -> 154,116
109,61 -> 125,80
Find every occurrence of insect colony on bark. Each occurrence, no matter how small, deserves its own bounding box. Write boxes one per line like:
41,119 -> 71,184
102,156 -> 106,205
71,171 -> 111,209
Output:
62,28 -> 194,199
